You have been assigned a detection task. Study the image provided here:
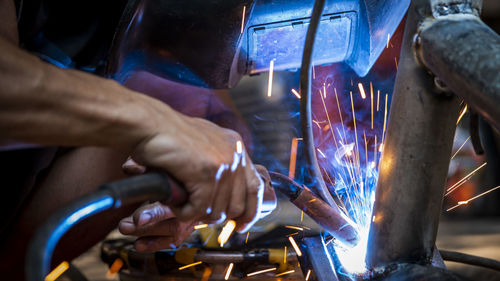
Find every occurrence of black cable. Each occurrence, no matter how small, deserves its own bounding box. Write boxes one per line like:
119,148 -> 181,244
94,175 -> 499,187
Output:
26,173 -> 186,281
299,0 -> 337,207
440,250 -> 500,272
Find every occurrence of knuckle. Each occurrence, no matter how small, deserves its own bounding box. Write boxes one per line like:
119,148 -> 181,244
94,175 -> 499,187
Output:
228,205 -> 245,219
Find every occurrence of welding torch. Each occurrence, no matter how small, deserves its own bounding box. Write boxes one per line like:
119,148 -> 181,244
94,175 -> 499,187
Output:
27,170 -> 358,281
269,172 -> 359,247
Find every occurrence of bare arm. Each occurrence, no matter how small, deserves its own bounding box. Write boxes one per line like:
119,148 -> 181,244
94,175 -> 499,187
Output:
0,0 -> 268,236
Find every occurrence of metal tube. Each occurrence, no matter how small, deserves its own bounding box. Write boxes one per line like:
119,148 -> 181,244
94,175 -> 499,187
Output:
269,172 -> 359,247
366,0 -> 461,269
417,14 -> 500,131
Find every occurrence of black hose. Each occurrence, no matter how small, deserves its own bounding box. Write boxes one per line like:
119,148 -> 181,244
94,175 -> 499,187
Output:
440,250 -> 500,272
298,0 -> 337,207
26,173 -> 187,281
269,171 -> 304,200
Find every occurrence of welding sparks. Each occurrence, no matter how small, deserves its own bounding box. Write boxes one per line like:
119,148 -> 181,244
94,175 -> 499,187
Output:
300,211 -> 304,222
284,246 -> 287,264
317,148 -> 326,158
382,94 -> 388,144
288,236 -> 302,257
446,162 -> 487,196
447,185 -> 500,211
106,258 -> 124,280
387,33 -> 390,48
285,225 -> 304,231
451,136 -> 471,160
276,270 -> 295,277
370,82 -> 374,129
240,6 -> 246,34
358,83 -> 367,99
245,232 -> 250,244
247,267 -> 277,277
377,90 -> 380,111
236,140 -> 243,154
289,137 -> 300,178
218,220 -> 236,247
45,261 -> 69,281
179,261 -> 202,270
456,105 -> 468,125
225,263 -> 234,280
202,267 -> 212,281
305,269 -> 312,281
291,88 -> 301,99
267,60 -> 274,97
194,224 -> 208,230
394,57 -> 398,70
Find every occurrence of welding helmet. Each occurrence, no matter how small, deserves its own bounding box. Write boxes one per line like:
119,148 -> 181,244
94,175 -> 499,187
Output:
107,0 -> 410,89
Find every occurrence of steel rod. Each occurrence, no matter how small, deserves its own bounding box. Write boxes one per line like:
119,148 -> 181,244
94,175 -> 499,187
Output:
418,13 -> 500,131
366,0 -> 462,269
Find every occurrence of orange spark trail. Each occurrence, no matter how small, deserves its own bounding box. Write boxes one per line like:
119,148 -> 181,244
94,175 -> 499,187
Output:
456,105 -> 468,125
370,82 -> 374,129
218,220 -> 236,247
240,6 -> 246,34
451,136 -> 471,160
289,137 -> 300,178
247,267 -> 276,277
334,88 -> 347,142
194,224 -> 208,230
317,148 -> 326,158
285,225 -> 304,231
350,91 -> 360,166
45,261 -> 69,281
305,269 -> 312,281
358,83 -> 367,99
267,60 -> 274,97
284,246 -> 287,264
446,162 -> 487,195
225,263 -> 234,280
288,236 -> 302,256
179,261 -> 202,270
106,258 -> 124,280
394,57 -> 398,70
382,94 -> 388,145
276,270 -> 295,277
291,88 -> 301,99
447,185 -> 500,211
377,90 -> 380,111
387,33 -> 390,48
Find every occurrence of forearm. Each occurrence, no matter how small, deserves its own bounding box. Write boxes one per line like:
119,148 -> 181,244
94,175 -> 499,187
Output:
0,37 -> 177,150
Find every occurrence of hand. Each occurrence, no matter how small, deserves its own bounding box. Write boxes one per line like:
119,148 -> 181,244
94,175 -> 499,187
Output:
131,115 -> 265,233
118,202 -> 196,252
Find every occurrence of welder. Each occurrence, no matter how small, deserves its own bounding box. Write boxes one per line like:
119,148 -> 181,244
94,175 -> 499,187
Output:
0,0 -> 274,280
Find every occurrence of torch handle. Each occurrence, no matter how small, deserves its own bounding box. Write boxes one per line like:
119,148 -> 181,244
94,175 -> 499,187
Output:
100,173 -> 189,207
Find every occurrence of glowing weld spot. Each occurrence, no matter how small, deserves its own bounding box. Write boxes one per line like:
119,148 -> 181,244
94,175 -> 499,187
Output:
45,261 -> 69,281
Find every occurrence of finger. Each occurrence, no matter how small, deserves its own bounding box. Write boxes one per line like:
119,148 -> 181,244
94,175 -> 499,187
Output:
123,218 -> 181,237
235,164 -> 264,232
122,157 -> 147,175
132,202 -> 176,227
171,184 -> 212,222
118,216 -> 136,235
206,157 -> 239,223
135,236 -> 176,253
226,159 -> 246,220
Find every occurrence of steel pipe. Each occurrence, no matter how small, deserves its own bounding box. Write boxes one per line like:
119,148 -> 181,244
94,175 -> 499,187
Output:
366,0 -> 462,269
417,14 -> 500,131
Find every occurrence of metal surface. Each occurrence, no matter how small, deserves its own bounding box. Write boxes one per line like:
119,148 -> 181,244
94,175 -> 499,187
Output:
417,10 -> 500,131
366,0 -> 462,269
107,0 -> 410,88
269,172 -> 359,247
107,0 -> 253,88
300,236 -> 339,281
